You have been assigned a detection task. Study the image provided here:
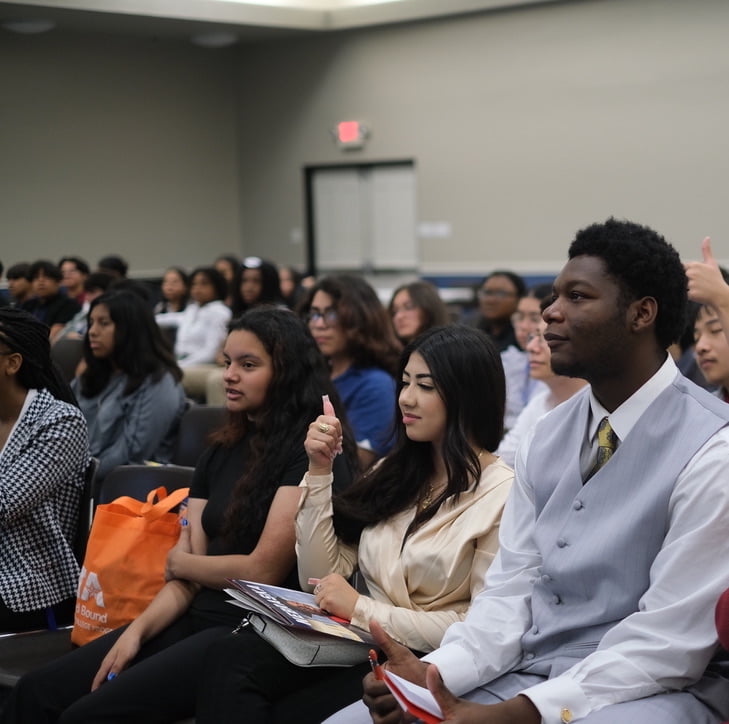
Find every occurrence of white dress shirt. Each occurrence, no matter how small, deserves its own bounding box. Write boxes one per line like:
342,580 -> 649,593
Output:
424,356 -> 729,723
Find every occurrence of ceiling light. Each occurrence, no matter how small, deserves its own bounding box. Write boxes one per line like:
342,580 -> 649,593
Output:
2,18 -> 56,34
190,31 -> 239,48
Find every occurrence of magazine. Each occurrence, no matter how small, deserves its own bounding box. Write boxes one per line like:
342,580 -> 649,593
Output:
224,579 -> 377,645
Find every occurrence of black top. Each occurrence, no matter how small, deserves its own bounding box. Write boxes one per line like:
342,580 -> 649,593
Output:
21,293 -> 81,327
188,429 -> 353,625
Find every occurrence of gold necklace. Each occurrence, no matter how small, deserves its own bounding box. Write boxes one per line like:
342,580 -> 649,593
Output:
419,449 -> 486,511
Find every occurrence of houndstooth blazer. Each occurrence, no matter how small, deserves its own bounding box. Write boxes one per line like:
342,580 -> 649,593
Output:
0,388 -> 90,612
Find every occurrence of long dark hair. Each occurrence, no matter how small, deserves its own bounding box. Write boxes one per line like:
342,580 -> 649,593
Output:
332,325 -> 505,544
388,280 -> 451,342
230,258 -> 282,316
78,291 -> 182,398
0,307 -> 77,405
211,307 -> 357,544
301,275 -> 402,375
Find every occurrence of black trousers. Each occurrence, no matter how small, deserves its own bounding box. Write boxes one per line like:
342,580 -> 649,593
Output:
1,613 -> 231,724
0,596 -> 75,633
195,627 -> 371,724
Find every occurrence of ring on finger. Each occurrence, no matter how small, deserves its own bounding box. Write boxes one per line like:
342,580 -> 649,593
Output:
317,423 -> 331,434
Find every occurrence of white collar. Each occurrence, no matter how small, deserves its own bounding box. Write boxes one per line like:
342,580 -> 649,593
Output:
587,354 -> 677,443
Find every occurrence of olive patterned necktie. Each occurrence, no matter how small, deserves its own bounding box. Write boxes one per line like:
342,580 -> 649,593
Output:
586,416 -> 618,482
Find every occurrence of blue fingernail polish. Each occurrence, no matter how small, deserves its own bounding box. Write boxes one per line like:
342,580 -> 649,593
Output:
181,518 -> 188,527
107,672 -> 117,681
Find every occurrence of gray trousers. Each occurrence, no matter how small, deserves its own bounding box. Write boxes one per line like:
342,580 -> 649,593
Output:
323,669 -> 726,724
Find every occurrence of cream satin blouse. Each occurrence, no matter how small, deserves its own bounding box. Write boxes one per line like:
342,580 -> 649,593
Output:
295,459 -> 513,653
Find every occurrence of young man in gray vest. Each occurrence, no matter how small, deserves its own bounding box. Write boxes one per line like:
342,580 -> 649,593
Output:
356,218 -> 729,724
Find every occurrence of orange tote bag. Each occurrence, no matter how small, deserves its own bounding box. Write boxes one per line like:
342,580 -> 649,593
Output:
72,486 -> 189,646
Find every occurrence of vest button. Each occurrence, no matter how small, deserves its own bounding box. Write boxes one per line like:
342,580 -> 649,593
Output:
524,652 -> 535,660
573,500 -> 583,510
556,538 -> 567,548
553,595 -> 562,605
531,625 -> 539,635
541,574 -> 551,584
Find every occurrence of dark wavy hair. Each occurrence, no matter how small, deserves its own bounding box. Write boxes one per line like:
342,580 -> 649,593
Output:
78,291 -> 182,398
230,258 -> 282,316
160,266 -> 190,309
301,275 -> 402,375
478,270 -> 527,299
388,280 -> 451,342
0,307 -> 77,405
190,266 -> 228,304
569,218 -> 687,349
210,307 -> 357,545
332,324 -> 505,545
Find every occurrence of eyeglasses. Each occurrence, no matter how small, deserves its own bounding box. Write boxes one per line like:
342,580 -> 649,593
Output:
526,331 -> 548,347
512,311 -> 543,325
478,289 -> 516,299
392,302 -> 417,315
306,308 -> 338,326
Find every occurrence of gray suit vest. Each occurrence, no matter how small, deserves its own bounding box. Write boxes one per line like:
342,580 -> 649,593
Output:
519,373 -> 729,676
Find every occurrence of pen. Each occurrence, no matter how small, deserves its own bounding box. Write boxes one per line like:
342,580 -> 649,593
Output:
368,649 -> 384,681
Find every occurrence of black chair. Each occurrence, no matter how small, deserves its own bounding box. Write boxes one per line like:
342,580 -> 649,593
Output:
170,405 -> 226,468
0,457 -> 99,688
96,464 -> 195,506
50,337 -> 85,383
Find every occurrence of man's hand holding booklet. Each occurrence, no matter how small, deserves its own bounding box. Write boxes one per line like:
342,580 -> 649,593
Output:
368,649 -> 444,723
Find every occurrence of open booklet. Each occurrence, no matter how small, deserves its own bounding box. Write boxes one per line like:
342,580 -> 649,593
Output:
225,579 -> 377,645
379,669 -> 444,724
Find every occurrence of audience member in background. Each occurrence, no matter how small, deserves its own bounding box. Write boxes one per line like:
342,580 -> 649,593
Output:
154,266 -> 190,315
96,254 -> 128,279
5,264 -> 32,308
73,290 -> 186,480
693,274 -> 729,402
501,282 -> 552,431
196,325 -> 513,724
54,272 -> 115,343
463,270 -> 525,352
0,308 -> 89,632
155,267 -> 232,401
2,308 -> 356,723
301,275 -> 401,469
670,300 -> 713,390
213,254 -> 240,307
0,261 -> 7,307
21,260 -> 81,342
59,256 -> 90,306
497,300 -> 587,467
230,257 -> 283,317
387,280 -> 450,345
685,236 -> 729,341
279,265 -> 306,310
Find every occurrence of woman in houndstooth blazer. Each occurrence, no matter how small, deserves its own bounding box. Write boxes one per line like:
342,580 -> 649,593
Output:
0,307 -> 89,632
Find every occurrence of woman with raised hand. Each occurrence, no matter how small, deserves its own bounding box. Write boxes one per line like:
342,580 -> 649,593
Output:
2,308 -> 356,723
302,274 -> 402,469
0,308 -> 89,633
194,324 -> 513,724
72,290 -> 186,480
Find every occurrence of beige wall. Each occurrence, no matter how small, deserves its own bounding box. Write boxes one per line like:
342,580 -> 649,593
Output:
0,31 -> 241,276
2,0 -> 729,278
236,0 -> 729,276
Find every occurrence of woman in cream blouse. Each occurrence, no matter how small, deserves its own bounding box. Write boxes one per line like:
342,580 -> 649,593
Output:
194,325 -> 513,724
